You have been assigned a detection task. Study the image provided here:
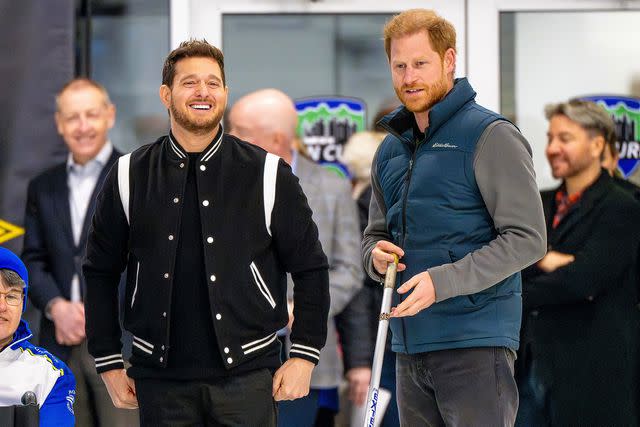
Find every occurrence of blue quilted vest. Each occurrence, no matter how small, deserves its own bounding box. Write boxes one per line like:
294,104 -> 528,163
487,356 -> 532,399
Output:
376,78 -> 521,354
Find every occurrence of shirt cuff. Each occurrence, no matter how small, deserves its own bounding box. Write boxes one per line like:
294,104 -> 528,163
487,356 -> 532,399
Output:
94,353 -> 125,374
428,266 -> 457,302
365,260 -> 385,283
289,343 -> 321,365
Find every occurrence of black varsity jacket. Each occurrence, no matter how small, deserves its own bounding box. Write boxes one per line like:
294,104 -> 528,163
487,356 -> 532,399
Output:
83,132 -> 330,374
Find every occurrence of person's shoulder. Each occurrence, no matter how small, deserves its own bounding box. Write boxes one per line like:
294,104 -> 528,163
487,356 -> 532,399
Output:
128,135 -> 167,158
19,343 -> 76,423
613,176 -> 640,200
374,132 -> 405,163
29,162 -> 67,188
466,101 -> 503,120
304,157 -> 351,190
16,341 -> 73,378
222,133 -> 269,165
606,180 -> 640,211
379,132 -> 400,149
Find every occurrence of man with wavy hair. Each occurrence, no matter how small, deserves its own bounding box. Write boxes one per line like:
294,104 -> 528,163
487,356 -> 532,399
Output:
518,100 -> 640,426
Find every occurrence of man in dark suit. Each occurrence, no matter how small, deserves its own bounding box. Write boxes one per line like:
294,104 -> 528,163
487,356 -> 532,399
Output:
22,78 -> 138,426
517,100 -> 640,426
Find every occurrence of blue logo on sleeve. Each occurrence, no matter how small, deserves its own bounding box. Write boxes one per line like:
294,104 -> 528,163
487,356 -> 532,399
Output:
66,390 -> 75,414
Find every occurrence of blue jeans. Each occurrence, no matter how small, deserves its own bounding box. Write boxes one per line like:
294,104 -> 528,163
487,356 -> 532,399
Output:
278,390 -> 318,427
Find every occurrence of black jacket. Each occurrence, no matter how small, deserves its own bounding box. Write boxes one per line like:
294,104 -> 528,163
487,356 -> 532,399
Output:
520,170 -> 640,426
84,133 -> 329,374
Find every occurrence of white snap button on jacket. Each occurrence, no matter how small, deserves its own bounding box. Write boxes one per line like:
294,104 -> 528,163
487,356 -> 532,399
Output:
207,237 -> 214,244
210,275 -> 216,282
168,235 -> 174,240
202,200 -> 209,207
216,313 -> 221,320
200,165 -> 206,171
163,273 -> 169,279
224,347 -> 229,354
173,197 -> 179,203
227,357 -> 233,364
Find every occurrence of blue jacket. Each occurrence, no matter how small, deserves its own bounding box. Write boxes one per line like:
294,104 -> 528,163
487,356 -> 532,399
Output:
0,320 -> 76,427
375,78 -> 522,353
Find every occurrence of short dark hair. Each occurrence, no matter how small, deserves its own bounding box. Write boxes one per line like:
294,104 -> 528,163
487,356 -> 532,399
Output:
0,269 -> 25,291
162,39 -> 226,88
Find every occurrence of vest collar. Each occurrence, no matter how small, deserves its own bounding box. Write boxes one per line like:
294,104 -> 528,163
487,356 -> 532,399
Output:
378,78 -> 477,144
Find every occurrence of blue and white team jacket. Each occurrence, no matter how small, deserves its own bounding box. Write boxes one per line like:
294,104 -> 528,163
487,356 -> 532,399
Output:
0,320 -> 75,426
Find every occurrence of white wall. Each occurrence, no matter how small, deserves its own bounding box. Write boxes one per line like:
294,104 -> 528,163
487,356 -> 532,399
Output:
171,0 -> 465,129
514,11 -> 640,189
174,1 -> 640,189
173,0 -> 466,75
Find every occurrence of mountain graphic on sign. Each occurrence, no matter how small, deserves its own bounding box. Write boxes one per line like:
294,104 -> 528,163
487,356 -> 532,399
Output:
609,103 -> 639,140
297,103 -> 365,137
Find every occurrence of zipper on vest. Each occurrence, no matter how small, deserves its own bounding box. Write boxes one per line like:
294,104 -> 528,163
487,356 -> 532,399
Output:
400,154 -> 416,248
399,152 -> 416,354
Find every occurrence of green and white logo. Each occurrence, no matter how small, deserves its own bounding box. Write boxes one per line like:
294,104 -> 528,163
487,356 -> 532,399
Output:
295,97 -> 366,178
581,96 -> 640,178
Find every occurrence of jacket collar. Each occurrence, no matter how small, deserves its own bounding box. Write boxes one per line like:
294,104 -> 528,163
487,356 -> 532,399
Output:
167,125 -> 224,163
378,77 -> 477,144
66,140 -> 114,172
547,169 -> 611,240
6,320 -> 32,351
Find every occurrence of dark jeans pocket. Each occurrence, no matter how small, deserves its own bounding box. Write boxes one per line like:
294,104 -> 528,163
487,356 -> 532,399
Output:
495,347 -> 516,396
495,347 -> 519,425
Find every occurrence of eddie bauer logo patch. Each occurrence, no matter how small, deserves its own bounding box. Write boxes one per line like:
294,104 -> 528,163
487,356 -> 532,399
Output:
432,142 -> 458,149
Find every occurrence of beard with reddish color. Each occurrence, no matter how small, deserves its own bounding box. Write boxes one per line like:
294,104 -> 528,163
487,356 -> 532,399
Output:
170,98 -> 223,135
395,67 -> 450,113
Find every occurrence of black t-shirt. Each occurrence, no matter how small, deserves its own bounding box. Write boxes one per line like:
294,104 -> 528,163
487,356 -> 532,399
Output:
165,152 -> 225,378
129,134 -> 282,380
133,151 -> 225,380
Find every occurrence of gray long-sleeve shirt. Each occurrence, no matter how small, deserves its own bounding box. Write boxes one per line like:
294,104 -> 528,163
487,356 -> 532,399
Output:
362,120 -> 547,302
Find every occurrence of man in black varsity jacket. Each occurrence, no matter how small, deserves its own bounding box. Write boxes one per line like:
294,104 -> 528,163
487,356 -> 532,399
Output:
83,39 -> 330,426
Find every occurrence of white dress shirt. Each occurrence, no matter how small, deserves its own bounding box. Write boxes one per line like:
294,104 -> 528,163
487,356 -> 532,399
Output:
66,141 -> 113,302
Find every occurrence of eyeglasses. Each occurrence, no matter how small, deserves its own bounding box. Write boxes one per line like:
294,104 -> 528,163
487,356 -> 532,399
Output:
0,290 -> 23,307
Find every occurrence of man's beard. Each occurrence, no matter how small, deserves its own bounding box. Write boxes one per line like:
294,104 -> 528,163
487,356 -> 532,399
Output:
170,100 -> 222,135
395,69 -> 450,113
548,155 -> 596,180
